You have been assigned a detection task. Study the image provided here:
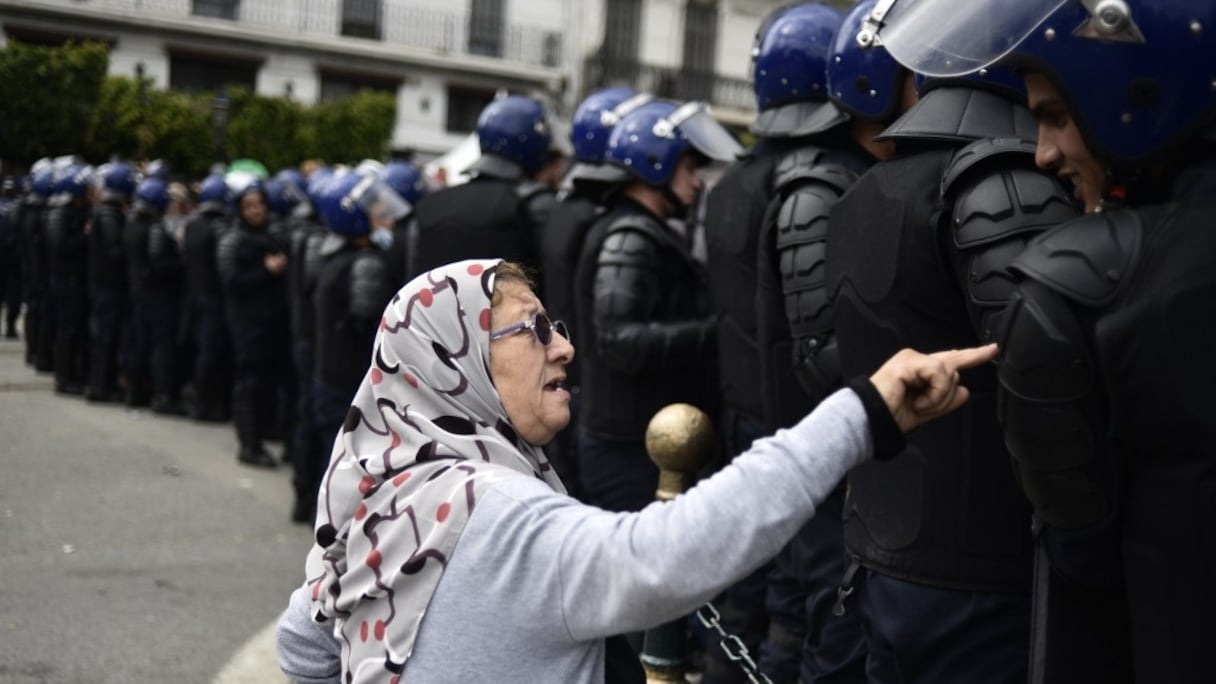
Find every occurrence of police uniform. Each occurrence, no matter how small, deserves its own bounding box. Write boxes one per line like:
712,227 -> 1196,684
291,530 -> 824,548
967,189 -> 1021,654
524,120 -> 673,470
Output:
825,81 -> 1077,684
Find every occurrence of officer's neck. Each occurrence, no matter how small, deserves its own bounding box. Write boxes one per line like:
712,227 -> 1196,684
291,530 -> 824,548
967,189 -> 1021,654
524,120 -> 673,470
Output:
620,183 -> 671,221
852,118 -> 896,162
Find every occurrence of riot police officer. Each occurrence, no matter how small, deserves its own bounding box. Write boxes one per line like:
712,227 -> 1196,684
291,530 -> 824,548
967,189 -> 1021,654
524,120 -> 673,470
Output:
409,95 -> 555,279
181,174 -> 233,421
822,32 -> 1078,682
0,177 -> 19,339
573,99 -> 740,514
303,172 -> 403,524
19,161 -> 55,370
86,162 -> 137,402
877,1 -> 1216,681
704,3 -> 915,681
286,168 -> 335,520
122,176 -> 167,408
44,162 -> 94,395
218,181 -> 291,468
133,177 -> 186,414
377,160 -> 427,287
535,87 -> 652,500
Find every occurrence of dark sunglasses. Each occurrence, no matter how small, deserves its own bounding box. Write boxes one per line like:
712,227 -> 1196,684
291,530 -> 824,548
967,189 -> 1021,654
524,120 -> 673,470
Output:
489,311 -> 569,346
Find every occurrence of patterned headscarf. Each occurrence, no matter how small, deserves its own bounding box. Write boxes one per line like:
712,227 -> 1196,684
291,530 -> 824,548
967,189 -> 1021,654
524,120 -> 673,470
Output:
305,259 -> 566,681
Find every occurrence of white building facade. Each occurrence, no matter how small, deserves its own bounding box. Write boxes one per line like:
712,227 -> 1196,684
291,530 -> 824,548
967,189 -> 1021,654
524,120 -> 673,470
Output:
0,0 -> 844,157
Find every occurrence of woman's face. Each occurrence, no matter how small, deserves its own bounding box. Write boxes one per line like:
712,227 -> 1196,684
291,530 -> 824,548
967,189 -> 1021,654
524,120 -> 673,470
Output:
240,191 -> 268,227
488,280 -> 575,446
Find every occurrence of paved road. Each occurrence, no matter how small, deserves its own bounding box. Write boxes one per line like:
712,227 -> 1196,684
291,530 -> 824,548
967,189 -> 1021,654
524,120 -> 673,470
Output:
0,337 -> 312,683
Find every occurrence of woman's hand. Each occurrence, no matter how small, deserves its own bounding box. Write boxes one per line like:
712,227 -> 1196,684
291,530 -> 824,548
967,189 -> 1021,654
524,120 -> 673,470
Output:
869,344 -> 998,433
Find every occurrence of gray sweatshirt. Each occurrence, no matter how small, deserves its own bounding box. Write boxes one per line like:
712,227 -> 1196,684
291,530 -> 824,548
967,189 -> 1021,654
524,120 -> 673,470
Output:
277,388 -> 873,683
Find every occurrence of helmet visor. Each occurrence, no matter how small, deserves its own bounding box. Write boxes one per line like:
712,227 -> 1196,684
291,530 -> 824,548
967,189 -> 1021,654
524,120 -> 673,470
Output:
346,176 -> 412,229
878,0 -> 1068,77
667,102 -> 744,163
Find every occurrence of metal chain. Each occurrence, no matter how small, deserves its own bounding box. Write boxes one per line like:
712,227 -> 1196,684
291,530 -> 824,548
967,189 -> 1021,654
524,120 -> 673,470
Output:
695,602 -> 775,684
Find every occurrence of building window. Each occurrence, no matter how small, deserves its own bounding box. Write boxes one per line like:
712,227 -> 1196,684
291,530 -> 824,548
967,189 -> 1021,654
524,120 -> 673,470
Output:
192,0 -> 239,21
542,32 -> 562,68
681,0 -> 719,101
319,69 -> 398,103
342,0 -> 383,41
168,51 -> 257,92
468,0 -> 505,57
603,0 -> 642,62
445,85 -> 496,134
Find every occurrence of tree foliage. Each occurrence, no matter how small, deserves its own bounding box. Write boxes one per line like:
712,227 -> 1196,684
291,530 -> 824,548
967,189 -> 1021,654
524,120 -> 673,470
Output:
2,41 -> 399,178
309,91 -> 398,166
0,40 -> 108,167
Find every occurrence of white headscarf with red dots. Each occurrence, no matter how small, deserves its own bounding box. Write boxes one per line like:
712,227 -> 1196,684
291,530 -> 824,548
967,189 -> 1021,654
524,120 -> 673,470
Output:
305,258 -> 566,681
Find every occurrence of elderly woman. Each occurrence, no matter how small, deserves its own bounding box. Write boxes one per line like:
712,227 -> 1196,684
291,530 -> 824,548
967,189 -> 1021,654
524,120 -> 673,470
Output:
277,259 -> 994,683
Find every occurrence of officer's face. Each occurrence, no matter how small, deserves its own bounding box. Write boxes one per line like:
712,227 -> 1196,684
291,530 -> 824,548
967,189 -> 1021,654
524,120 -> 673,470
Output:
488,280 -> 575,446
668,153 -> 703,209
1025,72 -> 1106,214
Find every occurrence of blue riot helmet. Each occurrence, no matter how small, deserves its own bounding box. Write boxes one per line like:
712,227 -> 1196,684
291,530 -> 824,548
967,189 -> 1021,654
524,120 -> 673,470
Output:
827,0 -> 906,121
567,88 -> 654,186
197,173 -> 230,213
873,0 -> 1216,167
318,172 -> 411,237
30,162 -> 56,199
379,161 -> 428,205
305,166 -> 337,217
474,95 -> 552,174
55,163 -> 94,201
133,177 -> 169,217
275,168 -> 306,194
605,100 -> 744,187
571,88 -> 652,164
263,179 -> 301,220
97,162 -> 139,202
751,3 -> 849,137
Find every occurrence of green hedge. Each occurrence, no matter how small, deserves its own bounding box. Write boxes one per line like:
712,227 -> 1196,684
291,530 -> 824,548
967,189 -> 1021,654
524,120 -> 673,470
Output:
1,40 -> 397,178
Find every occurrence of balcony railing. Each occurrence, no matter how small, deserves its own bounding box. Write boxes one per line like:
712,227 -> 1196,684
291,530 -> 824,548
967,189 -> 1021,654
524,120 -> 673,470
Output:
40,0 -> 562,68
584,56 -> 753,112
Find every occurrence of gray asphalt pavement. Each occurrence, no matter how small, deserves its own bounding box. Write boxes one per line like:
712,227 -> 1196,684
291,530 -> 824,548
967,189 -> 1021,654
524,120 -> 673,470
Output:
0,336 -> 312,683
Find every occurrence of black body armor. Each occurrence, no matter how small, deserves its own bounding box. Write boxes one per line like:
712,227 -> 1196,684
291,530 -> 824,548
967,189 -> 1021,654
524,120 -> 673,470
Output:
997,159 -> 1216,682
574,200 -> 717,440
314,242 -> 394,394
825,86 -> 1076,591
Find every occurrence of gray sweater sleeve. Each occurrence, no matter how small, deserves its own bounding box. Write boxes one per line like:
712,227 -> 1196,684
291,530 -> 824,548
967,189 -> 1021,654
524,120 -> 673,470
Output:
276,585 -> 341,684
275,387 -> 872,675
552,387 -> 870,638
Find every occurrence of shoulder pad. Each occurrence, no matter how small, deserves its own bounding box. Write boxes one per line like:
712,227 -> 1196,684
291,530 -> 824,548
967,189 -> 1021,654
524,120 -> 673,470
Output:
772,146 -> 827,187
603,212 -> 681,252
773,151 -> 858,197
946,143 -> 1077,249
1010,209 -> 1142,307
515,181 -> 553,203
942,138 -> 1037,198
878,87 -> 1036,144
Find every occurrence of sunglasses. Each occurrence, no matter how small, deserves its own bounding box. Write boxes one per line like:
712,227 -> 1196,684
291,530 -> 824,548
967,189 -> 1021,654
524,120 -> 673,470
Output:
489,311 -> 569,346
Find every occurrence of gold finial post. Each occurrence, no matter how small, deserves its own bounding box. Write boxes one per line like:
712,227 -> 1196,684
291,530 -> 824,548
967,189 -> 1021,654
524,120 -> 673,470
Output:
639,403 -> 716,683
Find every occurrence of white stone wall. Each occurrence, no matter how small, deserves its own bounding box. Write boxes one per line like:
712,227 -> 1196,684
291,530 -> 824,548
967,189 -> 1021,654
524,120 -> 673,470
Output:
256,51 -> 320,104
108,34 -> 170,89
